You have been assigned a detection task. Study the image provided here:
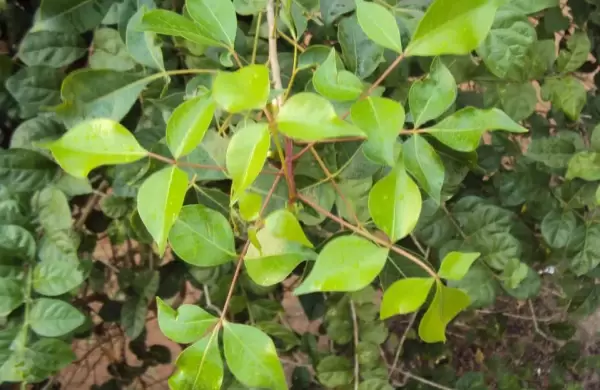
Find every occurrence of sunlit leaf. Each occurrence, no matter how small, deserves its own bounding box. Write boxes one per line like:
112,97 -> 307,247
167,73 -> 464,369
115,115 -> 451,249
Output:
313,48 -> 363,101
169,334 -> 224,390
403,135 -> 445,204
166,95 -> 216,158
157,297 -> 218,344
355,0 -> 402,53
380,277 -> 434,319
213,65 -> 270,113
186,0 -> 237,47
418,284 -> 470,343
438,251 -> 480,281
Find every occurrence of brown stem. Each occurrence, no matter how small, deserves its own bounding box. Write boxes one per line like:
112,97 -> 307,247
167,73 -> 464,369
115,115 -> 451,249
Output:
75,181 -> 109,230
297,194 -> 438,280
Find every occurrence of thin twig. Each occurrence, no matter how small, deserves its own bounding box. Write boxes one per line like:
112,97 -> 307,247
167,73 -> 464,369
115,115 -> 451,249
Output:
389,312 -> 417,380
350,300 -> 360,390
528,300 -> 561,345
75,181 -> 109,230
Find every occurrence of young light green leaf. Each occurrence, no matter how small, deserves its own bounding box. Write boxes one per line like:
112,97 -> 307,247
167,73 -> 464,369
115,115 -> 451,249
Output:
33,257 -> 84,297
245,228 -> 317,286
541,210 -> 577,249
405,0 -> 500,57
350,96 -> 404,166
403,135 -> 445,204
126,6 -> 166,71
239,192 -> 262,221
223,322 -> 287,390
355,0 -> 402,53
313,48 -> 363,101
277,92 -> 365,141
18,31 -> 86,68
166,95 -> 216,158
157,297 -> 218,344
186,0 -> 237,47
369,160 -> 422,242
169,204 -> 236,267
566,152 -> 600,181
213,65 -> 270,113
29,298 -> 85,337
423,107 -> 527,152
294,235 -> 388,295
169,335 -> 224,390
226,122 -> 270,202
380,277 -> 434,319
40,119 -> 148,178
137,166 -> 189,255
0,278 -> 24,316
140,9 -> 221,47
438,252 -> 480,281
557,31 -> 590,73
409,57 -> 457,127
418,284 -> 470,343
34,0 -> 114,33
264,209 -> 313,248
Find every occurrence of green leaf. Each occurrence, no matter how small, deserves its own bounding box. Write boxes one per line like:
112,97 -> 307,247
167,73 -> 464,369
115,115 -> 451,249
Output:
294,235 -> 388,294
187,0 -> 237,47
10,116 -> 64,153
526,131 -> 582,169
55,69 -> 153,126
0,278 -> 24,316
264,209 -> 313,248
541,76 -> 586,121
355,0 -> 402,53
41,119 -> 148,178
29,298 -> 85,337
166,95 -> 216,158
358,379 -> 394,390
18,31 -> 86,68
34,0 -> 114,33
313,48 -> 363,101
245,227 -> 316,286
403,135 -> 445,204
448,263 -> 497,308
239,192 -> 262,221
25,338 -> 76,375
121,295 -> 149,339
541,210 -> 577,249
500,258 -> 528,289
557,32 -> 590,73
418,284 -> 470,343
55,173 -> 93,196
234,0 -> 267,15
137,166 -> 189,255
89,28 -> 136,71
406,0 -> 501,57
255,321 -> 300,351
226,122 -> 270,202
502,264 -> 540,299
316,356 -> 353,387
169,334 -> 224,390
321,0 -> 355,25
570,224 -> 600,276
0,225 -> 36,262
423,107 -> 527,152
169,204 -> 235,266
0,149 -> 58,192
213,65 -> 270,113
100,194 -> 130,219
33,257 -> 84,296
380,277 -> 434,319
126,6 -> 165,71
223,322 -> 287,390
477,15 -> 536,79
140,9 -> 221,47
369,160 -> 422,242
31,186 -> 72,233
438,251 -> 480,281
157,297 -> 218,344
503,0 -> 558,14
5,66 -> 63,118
337,15 -> 384,79
277,92 -> 365,141
497,82 -> 537,121
566,152 -> 600,181
350,97 -> 404,166
409,57 -> 457,128
181,130 -> 229,181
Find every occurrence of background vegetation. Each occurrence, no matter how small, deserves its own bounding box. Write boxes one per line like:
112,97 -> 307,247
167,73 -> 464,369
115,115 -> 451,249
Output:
0,0 -> 599,389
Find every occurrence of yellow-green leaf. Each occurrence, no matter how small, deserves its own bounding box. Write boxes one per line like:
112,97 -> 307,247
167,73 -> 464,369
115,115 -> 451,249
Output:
380,277 -> 434,319
213,65 -> 270,113
226,122 -> 271,202
264,209 -> 313,248
438,252 -> 480,281
140,9 -> 221,47
423,107 -> 527,152
277,92 -> 365,141
166,95 -> 216,158
418,284 -> 470,343
157,297 -> 218,344
403,135 -> 445,204
406,0 -> 501,57
350,96 -> 404,166
186,0 -> 237,47
137,166 -> 188,255
169,334 -> 223,390
313,48 -> 363,101
239,192 -> 262,221
368,160 -> 422,242
223,322 -> 287,390
294,235 -> 388,295
355,0 -> 402,53
40,119 -> 147,178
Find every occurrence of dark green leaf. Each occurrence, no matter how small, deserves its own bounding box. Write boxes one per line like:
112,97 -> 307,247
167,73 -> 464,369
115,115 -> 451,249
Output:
5,66 -> 63,118
121,295 -> 149,339
35,0 -> 115,33
30,298 -> 85,337
337,15 -> 383,79
0,149 -> 58,192
18,31 -> 86,68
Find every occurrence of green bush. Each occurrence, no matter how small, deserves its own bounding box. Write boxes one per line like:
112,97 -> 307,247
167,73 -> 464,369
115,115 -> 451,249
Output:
1,0 -> 599,388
